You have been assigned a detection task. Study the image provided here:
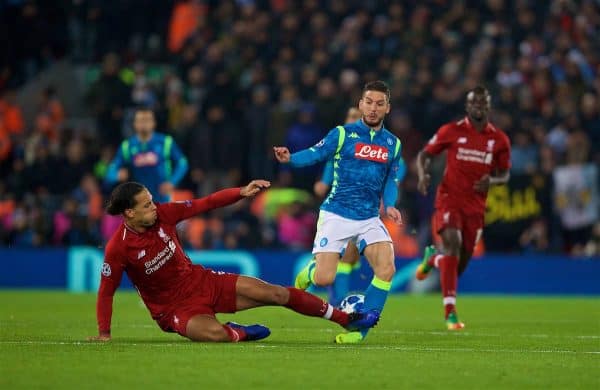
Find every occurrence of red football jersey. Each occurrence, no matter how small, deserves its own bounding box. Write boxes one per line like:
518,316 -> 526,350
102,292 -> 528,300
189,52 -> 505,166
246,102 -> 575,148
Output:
424,117 -> 511,215
96,188 -> 243,333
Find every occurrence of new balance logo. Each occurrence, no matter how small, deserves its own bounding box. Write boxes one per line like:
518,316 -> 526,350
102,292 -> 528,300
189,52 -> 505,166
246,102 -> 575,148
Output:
457,137 -> 467,144
354,143 -> 389,163
137,250 -> 146,259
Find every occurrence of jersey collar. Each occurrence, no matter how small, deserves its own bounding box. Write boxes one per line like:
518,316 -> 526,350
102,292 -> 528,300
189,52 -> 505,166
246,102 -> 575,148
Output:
464,116 -> 495,133
358,119 -> 386,133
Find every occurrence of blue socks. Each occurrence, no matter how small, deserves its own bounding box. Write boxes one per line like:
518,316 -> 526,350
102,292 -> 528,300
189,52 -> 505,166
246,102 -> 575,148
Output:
330,262 -> 353,306
360,276 -> 391,338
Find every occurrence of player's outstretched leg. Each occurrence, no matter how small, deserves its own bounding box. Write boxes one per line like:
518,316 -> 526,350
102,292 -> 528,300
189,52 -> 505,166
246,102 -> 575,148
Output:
438,254 -> 464,330
415,245 -> 437,280
330,262 -> 352,306
335,242 -> 393,344
185,314 -> 270,342
330,244 -> 361,306
295,253 -> 339,291
294,257 -> 316,290
235,276 -> 379,333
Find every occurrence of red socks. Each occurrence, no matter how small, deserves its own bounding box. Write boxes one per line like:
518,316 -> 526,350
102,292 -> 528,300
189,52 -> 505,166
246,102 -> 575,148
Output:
285,287 -> 349,326
438,255 -> 459,319
223,325 -> 247,342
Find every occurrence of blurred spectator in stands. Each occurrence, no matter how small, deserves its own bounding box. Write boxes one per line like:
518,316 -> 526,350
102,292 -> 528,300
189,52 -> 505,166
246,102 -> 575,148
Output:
282,103 -> 324,191
511,131 -> 539,174
86,53 -> 130,146
36,86 -> 65,140
315,78 -> 346,129
581,222 -> 600,257
168,0 -> 207,54
245,85 -> 273,180
56,138 -> 91,193
106,108 -> 189,202
580,92 -> 600,162
519,218 -> 550,254
277,201 -> 317,250
0,89 -> 24,173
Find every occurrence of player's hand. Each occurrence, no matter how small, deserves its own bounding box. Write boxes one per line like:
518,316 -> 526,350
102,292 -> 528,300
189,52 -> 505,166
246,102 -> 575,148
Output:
159,182 -> 174,195
313,181 -> 330,198
386,206 -> 403,225
117,168 -> 129,182
240,180 -> 271,197
87,333 -> 111,342
417,173 -> 430,195
273,146 -> 291,163
473,174 -> 491,193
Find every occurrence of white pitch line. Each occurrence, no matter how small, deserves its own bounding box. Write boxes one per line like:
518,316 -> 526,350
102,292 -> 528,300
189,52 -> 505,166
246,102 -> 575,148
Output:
254,327 -> 600,340
0,341 -> 598,355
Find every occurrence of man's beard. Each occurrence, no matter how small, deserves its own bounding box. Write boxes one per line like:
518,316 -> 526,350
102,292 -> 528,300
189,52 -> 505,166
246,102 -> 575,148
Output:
363,116 -> 383,127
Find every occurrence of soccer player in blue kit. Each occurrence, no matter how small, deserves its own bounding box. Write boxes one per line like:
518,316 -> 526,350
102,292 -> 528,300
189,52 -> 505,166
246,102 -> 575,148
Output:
314,107 -> 407,307
106,108 -> 189,203
274,81 -> 403,343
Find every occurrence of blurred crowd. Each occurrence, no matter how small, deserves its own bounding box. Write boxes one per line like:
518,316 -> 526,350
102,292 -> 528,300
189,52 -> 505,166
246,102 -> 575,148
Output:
0,0 -> 599,256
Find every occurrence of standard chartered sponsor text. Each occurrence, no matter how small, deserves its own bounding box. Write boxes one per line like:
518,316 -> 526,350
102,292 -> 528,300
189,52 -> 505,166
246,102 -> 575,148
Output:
144,243 -> 175,274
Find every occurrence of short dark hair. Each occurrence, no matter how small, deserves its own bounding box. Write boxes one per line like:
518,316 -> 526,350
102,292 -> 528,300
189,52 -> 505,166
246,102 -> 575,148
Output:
363,80 -> 391,102
106,182 -> 146,215
133,106 -> 154,117
467,85 -> 491,104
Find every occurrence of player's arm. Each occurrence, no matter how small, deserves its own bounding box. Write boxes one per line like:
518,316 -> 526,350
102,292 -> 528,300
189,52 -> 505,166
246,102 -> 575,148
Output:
474,134 -> 512,192
417,124 -> 453,195
314,159 -> 333,197
105,142 -> 128,185
160,139 -> 189,195
273,127 -> 340,167
160,180 -> 270,224
89,249 -> 125,341
383,148 -> 404,224
168,140 -> 189,186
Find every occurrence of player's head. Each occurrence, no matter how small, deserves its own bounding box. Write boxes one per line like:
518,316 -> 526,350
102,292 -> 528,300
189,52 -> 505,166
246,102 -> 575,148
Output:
106,182 -> 157,227
344,107 -> 362,124
133,107 -> 156,140
465,86 -> 491,123
358,80 -> 391,128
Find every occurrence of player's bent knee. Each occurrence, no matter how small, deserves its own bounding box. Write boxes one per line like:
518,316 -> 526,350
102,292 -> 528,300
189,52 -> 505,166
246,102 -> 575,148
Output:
268,285 -> 289,305
187,326 -> 229,342
312,271 -> 335,287
374,262 -> 396,282
186,318 -> 230,342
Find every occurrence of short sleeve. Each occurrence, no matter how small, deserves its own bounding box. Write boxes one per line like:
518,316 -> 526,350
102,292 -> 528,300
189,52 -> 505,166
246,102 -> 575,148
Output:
101,239 -> 126,287
424,124 -> 454,155
494,132 -> 512,171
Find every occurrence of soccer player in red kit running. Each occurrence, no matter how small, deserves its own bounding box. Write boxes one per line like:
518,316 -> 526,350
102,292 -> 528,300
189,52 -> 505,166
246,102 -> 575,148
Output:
88,181 -> 379,342
415,86 -> 511,330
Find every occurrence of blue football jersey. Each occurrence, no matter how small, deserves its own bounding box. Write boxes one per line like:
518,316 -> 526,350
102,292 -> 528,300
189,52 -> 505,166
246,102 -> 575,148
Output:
290,120 -> 402,220
106,132 -> 189,203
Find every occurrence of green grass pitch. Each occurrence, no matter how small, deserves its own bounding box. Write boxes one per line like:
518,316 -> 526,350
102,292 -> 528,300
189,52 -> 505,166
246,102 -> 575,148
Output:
1,290 -> 598,389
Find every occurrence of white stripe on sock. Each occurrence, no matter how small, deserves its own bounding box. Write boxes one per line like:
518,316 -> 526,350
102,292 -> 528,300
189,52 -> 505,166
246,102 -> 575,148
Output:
443,296 -> 456,305
434,255 -> 443,268
229,328 -> 240,342
323,304 -> 334,320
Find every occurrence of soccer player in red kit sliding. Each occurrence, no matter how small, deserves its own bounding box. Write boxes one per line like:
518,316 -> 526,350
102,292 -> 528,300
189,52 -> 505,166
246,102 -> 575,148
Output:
88,180 -> 379,342
415,86 -> 511,330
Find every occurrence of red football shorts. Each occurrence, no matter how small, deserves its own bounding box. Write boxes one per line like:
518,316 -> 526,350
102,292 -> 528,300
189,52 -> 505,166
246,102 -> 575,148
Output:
156,267 -> 239,336
432,207 -> 484,254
